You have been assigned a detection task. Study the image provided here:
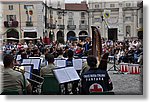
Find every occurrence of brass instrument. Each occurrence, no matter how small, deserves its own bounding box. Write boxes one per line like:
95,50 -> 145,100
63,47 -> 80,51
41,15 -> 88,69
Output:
13,65 -> 44,85
91,26 -> 102,62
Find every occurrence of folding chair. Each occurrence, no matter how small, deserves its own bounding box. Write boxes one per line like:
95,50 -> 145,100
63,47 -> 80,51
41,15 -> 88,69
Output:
41,75 -> 60,95
1,89 -> 19,95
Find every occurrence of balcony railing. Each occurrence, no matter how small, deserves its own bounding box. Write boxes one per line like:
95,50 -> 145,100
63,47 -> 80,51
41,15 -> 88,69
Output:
67,25 -> 76,30
47,23 -> 56,29
26,21 -> 33,27
4,21 -> 18,28
57,25 -> 65,30
79,25 -> 88,30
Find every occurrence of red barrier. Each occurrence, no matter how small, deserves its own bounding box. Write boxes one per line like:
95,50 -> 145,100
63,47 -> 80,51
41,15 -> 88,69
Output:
129,64 -> 140,74
119,63 -> 129,73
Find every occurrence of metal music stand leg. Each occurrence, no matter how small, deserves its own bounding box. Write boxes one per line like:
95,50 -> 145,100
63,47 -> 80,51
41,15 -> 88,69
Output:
108,55 -> 119,71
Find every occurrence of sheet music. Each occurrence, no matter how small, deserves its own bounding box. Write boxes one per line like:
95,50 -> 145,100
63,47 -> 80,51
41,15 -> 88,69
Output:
53,68 -> 70,84
31,59 -> 41,69
16,55 -> 21,61
54,60 -> 57,66
24,66 -> 32,79
22,59 -> 31,64
0,61 -> 3,66
29,57 -> 44,63
73,59 -> 83,70
56,60 -> 66,67
65,67 -> 80,81
82,57 -> 87,62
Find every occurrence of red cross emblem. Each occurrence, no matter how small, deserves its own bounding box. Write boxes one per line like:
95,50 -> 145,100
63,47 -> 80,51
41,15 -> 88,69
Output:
89,83 -> 103,93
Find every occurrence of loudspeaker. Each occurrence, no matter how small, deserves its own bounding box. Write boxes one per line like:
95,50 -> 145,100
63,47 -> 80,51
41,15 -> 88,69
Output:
138,31 -> 143,39
108,28 -> 118,41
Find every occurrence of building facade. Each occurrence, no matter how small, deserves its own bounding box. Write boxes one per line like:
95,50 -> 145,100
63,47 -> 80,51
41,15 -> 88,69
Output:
45,0 -> 89,42
0,0 -> 45,42
88,0 -> 143,41
0,0 -> 143,43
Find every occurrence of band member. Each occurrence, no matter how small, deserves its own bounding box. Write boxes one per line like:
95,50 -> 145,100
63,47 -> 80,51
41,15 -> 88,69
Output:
2,54 -> 32,95
80,55 -> 113,94
40,54 -> 55,77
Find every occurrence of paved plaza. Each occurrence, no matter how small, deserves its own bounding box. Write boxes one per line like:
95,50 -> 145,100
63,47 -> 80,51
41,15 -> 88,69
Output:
107,64 -> 143,95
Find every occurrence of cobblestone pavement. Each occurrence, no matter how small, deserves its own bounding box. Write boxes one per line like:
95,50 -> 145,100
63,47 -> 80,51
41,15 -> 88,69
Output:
107,64 -> 143,95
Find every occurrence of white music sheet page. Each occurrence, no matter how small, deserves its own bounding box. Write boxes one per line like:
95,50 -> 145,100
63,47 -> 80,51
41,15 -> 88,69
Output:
73,59 -> 83,70
31,59 -> 41,69
29,57 -> 43,63
16,55 -> 21,61
53,68 -> 70,84
22,59 -> 31,64
24,66 -> 31,79
65,67 -> 80,81
56,60 -> 66,67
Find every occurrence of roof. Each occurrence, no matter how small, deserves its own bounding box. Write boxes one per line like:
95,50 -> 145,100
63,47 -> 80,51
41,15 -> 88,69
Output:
65,3 -> 88,11
0,0 -> 42,1
0,0 -> 43,3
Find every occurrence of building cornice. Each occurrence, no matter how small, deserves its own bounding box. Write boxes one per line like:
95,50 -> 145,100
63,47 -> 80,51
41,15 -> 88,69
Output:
0,1 -> 43,4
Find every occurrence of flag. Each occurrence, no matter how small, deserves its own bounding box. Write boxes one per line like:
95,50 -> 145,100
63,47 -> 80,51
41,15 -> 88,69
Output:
104,10 -> 111,18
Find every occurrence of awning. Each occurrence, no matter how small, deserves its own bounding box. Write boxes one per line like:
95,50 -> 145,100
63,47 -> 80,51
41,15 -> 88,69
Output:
21,37 -> 39,40
23,29 -> 37,32
4,37 -> 19,40
23,27 -> 37,32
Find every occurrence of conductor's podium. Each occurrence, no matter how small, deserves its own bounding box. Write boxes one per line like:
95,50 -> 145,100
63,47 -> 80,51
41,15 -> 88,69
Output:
41,75 -> 60,95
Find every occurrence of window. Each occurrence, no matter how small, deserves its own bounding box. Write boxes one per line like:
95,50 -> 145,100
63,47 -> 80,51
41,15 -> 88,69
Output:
81,12 -> 85,18
126,3 -> 131,7
95,4 -> 99,9
68,12 -> 73,19
125,17 -> 131,21
139,18 -> 143,24
7,15 -> 16,21
110,4 -> 115,7
126,26 -> 131,36
24,5 -> 34,9
68,19 -> 74,25
80,20 -> 87,25
9,5 -> 13,10
57,1 -> 61,8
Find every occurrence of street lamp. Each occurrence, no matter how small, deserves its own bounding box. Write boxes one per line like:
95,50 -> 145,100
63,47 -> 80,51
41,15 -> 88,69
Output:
58,9 -> 67,36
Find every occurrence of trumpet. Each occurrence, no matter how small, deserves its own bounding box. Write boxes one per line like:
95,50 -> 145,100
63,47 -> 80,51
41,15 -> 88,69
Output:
13,65 -> 44,85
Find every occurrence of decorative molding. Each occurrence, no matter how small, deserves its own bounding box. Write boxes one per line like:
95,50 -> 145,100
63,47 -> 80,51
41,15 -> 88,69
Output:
107,16 -> 118,24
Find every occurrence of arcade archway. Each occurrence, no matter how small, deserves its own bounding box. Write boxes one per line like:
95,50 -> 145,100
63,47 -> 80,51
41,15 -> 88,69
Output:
67,31 -> 76,41
79,31 -> 88,41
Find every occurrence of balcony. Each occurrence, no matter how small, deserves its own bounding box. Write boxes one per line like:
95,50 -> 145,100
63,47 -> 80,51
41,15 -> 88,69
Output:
67,25 -> 76,30
4,21 -> 18,28
47,23 -> 56,29
79,25 -> 88,30
57,25 -> 65,30
26,21 -> 33,27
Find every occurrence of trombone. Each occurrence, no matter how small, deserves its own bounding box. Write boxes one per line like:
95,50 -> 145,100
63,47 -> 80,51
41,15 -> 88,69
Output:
13,64 -> 44,85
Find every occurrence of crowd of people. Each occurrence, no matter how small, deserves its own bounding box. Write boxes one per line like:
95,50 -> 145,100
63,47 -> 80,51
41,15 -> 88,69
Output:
2,37 -> 143,65
102,38 -> 143,64
0,37 -> 143,95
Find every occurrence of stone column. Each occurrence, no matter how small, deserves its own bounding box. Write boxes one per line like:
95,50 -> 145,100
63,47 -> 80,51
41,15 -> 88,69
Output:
118,2 -> 124,41
133,10 -> 138,37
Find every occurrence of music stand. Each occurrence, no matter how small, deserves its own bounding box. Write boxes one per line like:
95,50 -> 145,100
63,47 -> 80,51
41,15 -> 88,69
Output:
107,53 -> 119,71
107,41 -> 119,72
